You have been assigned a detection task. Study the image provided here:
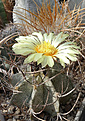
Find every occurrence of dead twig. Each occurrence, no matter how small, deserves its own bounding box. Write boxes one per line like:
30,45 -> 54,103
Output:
0,32 -> 19,45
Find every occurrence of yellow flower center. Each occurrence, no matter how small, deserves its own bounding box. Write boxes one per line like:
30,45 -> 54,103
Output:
35,41 -> 58,56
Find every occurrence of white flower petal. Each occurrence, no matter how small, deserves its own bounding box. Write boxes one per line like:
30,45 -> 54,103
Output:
12,43 -> 35,55
12,43 -> 35,50
34,53 -> 43,61
53,32 -> 63,41
57,49 -> 80,54
43,33 -> 54,43
59,59 -> 65,68
24,54 -> 36,63
28,35 -> 41,45
41,56 -> 49,67
65,54 -> 78,61
57,53 -> 78,62
52,32 -> 69,47
15,36 -> 30,43
56,54 -> 70,64
13,48 -> 35,55
57,42 -> 80,50
47,56 -> 54,67
40,56 -> 54,67
58,45 -> 80,50
32,32 -> 43,43
43,33 -> 48,42
37,56 -> 44,65
47,33 -> 54,43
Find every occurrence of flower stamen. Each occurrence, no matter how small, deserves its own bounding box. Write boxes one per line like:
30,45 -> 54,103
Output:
35,41 -> 58,56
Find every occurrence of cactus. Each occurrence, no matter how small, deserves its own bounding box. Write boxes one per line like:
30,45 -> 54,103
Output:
9,63 -> 73,116
0,0 -> 84,120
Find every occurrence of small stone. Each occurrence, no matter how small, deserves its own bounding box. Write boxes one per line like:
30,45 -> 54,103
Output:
13,118 -> 16,121
3,109 -> 8,113
14,115 -> 19,119
7,119 -> 13,121
68,116 -> 74,120
6,99 -> 10,104
1,103 -> 7,107
8,105 -> 14,113
14,107 -> 20,115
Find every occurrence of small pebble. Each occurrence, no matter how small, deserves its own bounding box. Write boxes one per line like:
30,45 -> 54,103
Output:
68,116 -> 74,120
8,105 -> 14,113
14,115 -> 19,119
13,118 -> 16,121
7,119 -> 13,121
3,109 -> 8,113
1,103 -> 7,108
14,107 -> 20,115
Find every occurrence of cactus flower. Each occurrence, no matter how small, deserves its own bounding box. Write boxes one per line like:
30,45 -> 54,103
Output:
12,32 -> 80,68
